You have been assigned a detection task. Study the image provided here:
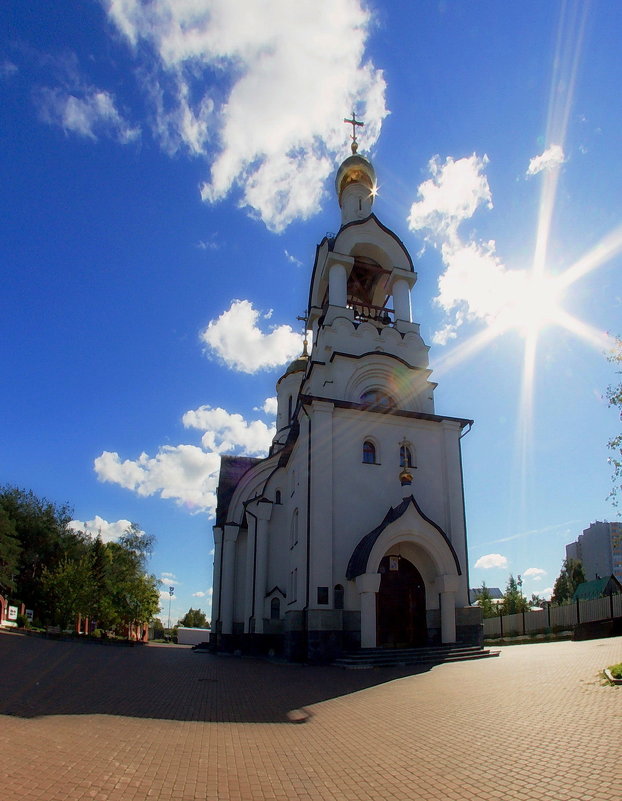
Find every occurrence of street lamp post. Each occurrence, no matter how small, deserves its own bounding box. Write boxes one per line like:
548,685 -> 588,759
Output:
168,586 -> 174,631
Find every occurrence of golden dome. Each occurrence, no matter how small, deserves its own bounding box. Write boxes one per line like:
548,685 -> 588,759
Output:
335,153 -> 376,205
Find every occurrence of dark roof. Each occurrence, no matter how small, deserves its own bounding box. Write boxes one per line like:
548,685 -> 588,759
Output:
572,575 -> 622,601
215,455 -> 262,527
469,587 -> 503,604
346,494 -> 462,580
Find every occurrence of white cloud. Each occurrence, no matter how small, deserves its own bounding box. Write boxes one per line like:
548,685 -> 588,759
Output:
192,589 -> 212,598
541,587 -> 553,599
526,144 -> 565,176
183,404 -> 275,455
104,0 -> 387,231
258,397 -> 278,416
284,250 -> 303,267
200,299 -> 301,373
474,553 -> 508,569
408,154 -> 492,241
94,445 -> 221,513
159,589 -> 176,601
95,399 -> 277,514
160,572 -> 177,582
523,567 -> 547,579
38,85 -> 140,143
68,515 -> 133,543
408,153 -> 546,343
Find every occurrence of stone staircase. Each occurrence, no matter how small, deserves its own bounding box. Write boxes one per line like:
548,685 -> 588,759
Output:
333,643 -> 500,669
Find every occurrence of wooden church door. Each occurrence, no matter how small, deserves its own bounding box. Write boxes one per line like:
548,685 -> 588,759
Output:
376,555 -> 427,648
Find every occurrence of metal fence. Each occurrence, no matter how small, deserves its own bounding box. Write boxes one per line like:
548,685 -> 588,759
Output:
483,593 -> 622,638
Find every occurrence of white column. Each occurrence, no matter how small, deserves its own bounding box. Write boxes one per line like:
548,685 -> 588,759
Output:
220,525 -> 238,635
356,572 -> 381,648
250,499 -> 273,635
440,591 -> 457,644
211,527 -> 223,625
392,277 -> 411,322
329,262 -> 347,307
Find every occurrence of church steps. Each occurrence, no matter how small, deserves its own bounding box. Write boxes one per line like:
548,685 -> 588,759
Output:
333,644 -> 500,669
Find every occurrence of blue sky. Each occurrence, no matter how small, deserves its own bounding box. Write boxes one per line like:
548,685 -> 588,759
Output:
2,0 -> 621,622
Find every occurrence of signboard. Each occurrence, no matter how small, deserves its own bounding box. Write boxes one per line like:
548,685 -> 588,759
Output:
26,609 -> 34,621
8,606 -> 18,620
389,556 -> 399,572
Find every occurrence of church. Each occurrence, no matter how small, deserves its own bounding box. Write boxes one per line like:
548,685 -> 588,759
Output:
211,132 -> 481,663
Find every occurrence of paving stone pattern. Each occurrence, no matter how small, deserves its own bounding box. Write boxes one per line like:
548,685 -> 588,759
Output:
1,631 -> 621,800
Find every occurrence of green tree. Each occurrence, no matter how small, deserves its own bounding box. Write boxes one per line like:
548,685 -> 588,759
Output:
179,607 -> 209,628
0,506 -> 21,594
528,593 -> 546,608
474,583 -> 498,619
40,556 -> 93,629
606,337 -> 622,510
500,574 -> 529,615
551,558 -> 586,604
0,485 -> 83,617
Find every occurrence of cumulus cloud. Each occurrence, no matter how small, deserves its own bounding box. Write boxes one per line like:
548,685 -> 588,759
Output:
104,0 -> 387,230
526,144 -> 565,176
408,154 -> 492,242
256,396 -> 278,416
94,445 -> 221,513
408,153 -> 536,344
474,553 -> 508,569
95,400 -> 276,515
68,515 -> 133,543
200,299 -> 301,373
523,567 -> 547,579
183,404 -> 275,455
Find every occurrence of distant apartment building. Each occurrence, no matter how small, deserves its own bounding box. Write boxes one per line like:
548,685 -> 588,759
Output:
566,521 -> 622,582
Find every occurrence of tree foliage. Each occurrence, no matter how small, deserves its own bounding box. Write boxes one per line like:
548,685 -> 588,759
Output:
179,607 -> 209,628
551,558 -> 586,605
0,485 -> 159,632
606,337 -> 622,511
474,583 -> 498,619
499,574 -> 529,616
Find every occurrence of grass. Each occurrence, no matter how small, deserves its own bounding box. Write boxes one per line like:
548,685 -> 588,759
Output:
608,662 -> 622,679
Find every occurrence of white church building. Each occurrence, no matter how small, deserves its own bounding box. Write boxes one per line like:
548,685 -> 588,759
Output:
211,143 -> 481,663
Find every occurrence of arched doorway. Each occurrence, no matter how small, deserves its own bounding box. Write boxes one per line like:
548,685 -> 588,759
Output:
376,555 -> 427,647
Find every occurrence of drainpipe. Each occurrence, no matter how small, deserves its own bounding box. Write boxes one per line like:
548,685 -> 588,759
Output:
300,399 -> 312,659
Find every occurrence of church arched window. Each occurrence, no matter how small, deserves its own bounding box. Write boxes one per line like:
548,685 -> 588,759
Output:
334,584 -> 344,610
290,509 -> 299,547
288,395 -> 293,423
360,389 -> 396,411
275,490 -> 282,504
270,597 -> 281,620
363,440 -> 376,464
400,445 -> 413,468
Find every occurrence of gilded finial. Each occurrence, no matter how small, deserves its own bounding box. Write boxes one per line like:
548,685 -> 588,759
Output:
343,111 -> 364,154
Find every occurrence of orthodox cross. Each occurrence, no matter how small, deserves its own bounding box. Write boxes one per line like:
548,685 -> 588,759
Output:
343,111 -> 364,153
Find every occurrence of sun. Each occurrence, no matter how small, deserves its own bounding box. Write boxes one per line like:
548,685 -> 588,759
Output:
497,271 -> 566,339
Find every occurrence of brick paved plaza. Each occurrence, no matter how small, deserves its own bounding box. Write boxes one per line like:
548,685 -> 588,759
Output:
1,631 -> 620,801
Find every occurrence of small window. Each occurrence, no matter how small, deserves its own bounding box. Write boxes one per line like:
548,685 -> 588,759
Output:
289,569 -> 298,602
334,584 -> 344,610
317,586 -> 329,605
270,597 -> 280,620
288,395 -> 293,423
290,509 -> 299,548
275,490 -> 282,504
400,445 -> 413,468
363,440 -> 376,464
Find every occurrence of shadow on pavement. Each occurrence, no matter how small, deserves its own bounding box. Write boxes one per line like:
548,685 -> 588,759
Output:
0,632 -> 431,723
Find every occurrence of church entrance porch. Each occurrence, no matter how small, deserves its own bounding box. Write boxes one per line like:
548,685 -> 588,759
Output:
376,555 -> 427,647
